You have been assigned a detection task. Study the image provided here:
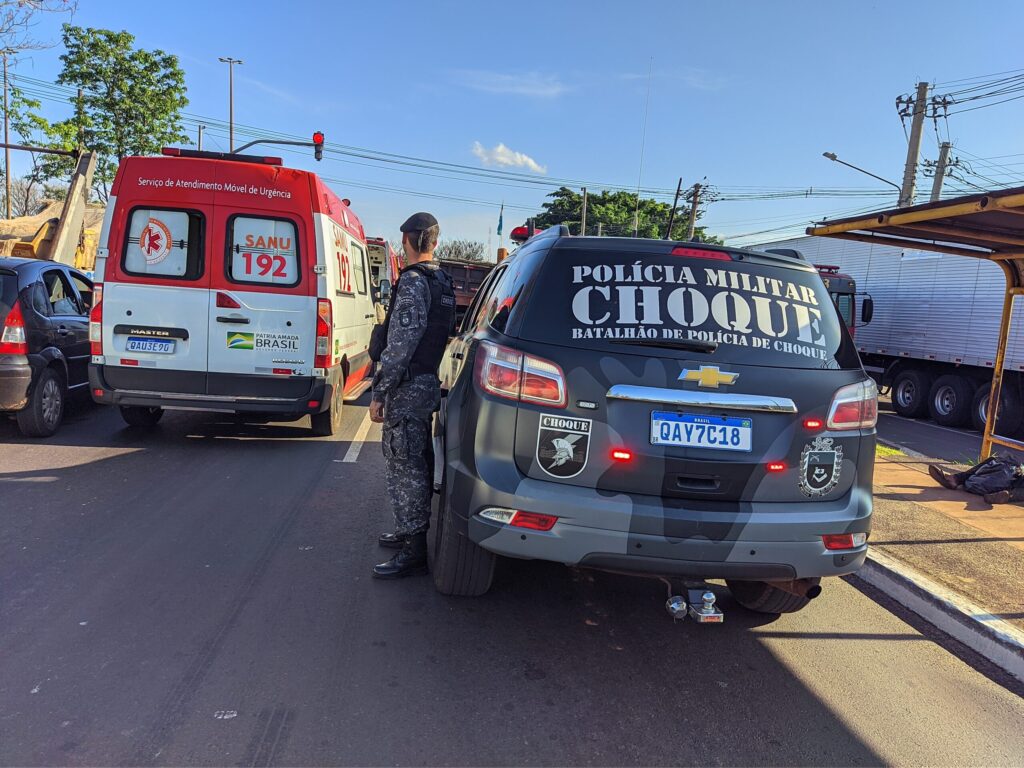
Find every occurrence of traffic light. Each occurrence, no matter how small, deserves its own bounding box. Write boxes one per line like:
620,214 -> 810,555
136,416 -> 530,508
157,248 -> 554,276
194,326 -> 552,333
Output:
312,131 -> 324,161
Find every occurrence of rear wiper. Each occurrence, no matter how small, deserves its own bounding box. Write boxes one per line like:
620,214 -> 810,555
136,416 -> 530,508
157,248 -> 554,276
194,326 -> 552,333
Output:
610,338 -> 718,353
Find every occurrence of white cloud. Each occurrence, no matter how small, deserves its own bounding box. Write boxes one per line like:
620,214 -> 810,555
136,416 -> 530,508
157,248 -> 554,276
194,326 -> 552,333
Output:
619,67 -> 727,92
453,69 -> 567,98
472,142 -> 547,174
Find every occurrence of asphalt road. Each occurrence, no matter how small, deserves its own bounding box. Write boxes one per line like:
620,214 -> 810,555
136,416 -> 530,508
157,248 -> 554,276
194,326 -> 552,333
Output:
2,397 -> 1023,767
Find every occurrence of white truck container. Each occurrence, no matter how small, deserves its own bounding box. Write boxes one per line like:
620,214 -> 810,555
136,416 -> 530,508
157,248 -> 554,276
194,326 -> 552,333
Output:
754,234 -> 1024,435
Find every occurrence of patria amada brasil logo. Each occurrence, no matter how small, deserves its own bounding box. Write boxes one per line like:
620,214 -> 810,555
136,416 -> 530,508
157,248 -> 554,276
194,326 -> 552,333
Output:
227,332 -> 254,350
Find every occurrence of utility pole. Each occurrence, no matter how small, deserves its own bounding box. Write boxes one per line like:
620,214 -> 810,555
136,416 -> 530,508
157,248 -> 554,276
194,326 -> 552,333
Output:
197,124 -> 206,151
664,177 -> 683,239
929,141 -> 952,202
685,182 -> 702,240
218,57 -> 243,151
2,49 -> 12,219
898,81 -> 930,207
579,186 -> 587,236
596,222 -> 603,237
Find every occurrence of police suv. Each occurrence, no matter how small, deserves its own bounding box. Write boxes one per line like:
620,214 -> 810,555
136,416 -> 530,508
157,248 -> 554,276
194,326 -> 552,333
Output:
432,227 -> 876,613
89,148 -> 377,434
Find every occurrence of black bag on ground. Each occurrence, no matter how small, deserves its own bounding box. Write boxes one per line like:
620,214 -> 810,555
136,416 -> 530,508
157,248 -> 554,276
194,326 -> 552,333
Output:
963,455 -> 1021,495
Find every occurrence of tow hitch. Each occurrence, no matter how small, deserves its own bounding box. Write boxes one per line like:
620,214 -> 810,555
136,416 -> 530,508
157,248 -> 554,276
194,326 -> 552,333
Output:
662,579 -> 724,624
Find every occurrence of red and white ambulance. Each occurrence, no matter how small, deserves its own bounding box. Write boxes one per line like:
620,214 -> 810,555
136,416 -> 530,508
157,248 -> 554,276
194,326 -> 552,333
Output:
89,148 -> 377,435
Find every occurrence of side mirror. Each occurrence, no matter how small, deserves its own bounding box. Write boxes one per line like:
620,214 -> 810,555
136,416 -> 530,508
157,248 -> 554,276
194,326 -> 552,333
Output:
861,295 -> 874,325
379,279 -> 392,305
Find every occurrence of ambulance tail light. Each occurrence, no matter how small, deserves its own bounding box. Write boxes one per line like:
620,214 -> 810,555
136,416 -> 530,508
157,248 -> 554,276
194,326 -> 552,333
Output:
475,341 -> 566,408
89,284 -> 104,355
0,298 -> 28,354
827,379 -> 878,430
315,298 -> 333,369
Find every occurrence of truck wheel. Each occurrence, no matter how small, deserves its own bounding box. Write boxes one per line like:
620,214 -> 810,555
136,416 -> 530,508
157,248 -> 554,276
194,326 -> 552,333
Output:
16,367 -> 65,438
120,406 -> 164,428
971,381 -> 1024,435
928,374 -> 975,427
431,467 -> 495,597
310,378 -> 343,437
891,369 -> 932,418
726,579 -> 811,614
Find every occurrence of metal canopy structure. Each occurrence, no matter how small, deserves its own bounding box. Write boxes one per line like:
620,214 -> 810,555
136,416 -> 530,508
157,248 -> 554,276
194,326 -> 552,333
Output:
807,185 -> 1024,459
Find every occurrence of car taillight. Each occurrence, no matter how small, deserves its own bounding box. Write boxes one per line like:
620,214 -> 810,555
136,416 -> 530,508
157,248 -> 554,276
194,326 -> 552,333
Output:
822,532 -> 868,550
670,246 -> 733,260
826,379 -> 878,430
0,298 -> 28,354
315,298 -> 333,370
475,341 -> 566,407
89,284 -> 103,355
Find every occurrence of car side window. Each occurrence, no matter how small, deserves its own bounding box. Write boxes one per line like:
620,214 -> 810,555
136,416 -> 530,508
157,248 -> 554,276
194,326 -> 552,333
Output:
42,269 -> 82,315
28,280 -> 51,316
68,271 -> 93,312
351,242 -> 368,295
461,265 -> 505,335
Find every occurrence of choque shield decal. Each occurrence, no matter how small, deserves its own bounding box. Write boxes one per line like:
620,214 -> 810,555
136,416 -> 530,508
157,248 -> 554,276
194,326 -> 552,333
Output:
537,415 -> 592,478
800,436 -> 843,496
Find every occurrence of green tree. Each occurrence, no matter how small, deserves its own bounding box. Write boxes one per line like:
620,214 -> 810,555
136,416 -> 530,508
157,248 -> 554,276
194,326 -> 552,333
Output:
435,239 -> 486,262
531,186 -> 720,243
44,24 -> 189,199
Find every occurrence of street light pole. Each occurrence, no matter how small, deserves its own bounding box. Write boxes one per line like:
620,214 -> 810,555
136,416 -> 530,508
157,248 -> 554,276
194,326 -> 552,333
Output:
822,152 -> 902,193
218,57 -> 243,151
2,49 -> 14,219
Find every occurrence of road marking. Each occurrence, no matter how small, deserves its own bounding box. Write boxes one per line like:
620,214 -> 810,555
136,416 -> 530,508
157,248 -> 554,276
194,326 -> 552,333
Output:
341,411 -> 375,462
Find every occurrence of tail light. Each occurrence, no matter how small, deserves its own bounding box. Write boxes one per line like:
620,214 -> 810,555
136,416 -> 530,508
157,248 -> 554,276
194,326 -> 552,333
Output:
89,284 -> 103,355
822,532 -> 867,550
475,341 -> 566,407
315,298 -> 333,370
0,298 -> 28,354
478,508 -> 558,531
826,379 -> 878,430
670,246 -> 733,260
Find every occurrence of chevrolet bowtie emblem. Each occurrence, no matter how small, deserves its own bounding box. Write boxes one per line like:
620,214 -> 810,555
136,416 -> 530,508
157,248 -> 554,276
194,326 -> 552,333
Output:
679,365 -> 739,388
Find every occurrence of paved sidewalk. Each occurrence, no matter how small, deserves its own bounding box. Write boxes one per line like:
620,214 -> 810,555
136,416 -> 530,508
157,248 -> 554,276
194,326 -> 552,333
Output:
871,451 -> 1024,632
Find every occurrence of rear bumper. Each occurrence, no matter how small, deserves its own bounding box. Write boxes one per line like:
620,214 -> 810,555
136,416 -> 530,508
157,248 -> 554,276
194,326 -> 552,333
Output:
0,356 -> 32,410
89,364 -> 340,415
454,461 -> 872,581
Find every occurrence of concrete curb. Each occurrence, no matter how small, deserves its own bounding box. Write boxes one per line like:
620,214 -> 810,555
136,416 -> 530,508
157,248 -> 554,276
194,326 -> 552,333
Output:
858,549 -> 1024,684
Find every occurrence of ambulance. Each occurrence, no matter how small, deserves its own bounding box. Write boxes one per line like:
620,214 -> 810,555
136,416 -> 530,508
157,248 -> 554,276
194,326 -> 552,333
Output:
88,147 -> 377,435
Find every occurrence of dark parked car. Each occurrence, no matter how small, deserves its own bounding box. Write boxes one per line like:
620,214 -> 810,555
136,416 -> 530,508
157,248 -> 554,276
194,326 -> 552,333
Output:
0,258 -> 92,437
432,228 -> 876,613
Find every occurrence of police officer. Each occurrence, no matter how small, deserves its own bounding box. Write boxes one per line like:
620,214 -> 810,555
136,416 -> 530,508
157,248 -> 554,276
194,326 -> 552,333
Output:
369,212 -> 456,579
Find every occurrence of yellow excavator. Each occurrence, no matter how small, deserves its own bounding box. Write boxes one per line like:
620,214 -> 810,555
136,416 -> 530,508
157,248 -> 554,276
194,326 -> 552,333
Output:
1,147 -> 100,272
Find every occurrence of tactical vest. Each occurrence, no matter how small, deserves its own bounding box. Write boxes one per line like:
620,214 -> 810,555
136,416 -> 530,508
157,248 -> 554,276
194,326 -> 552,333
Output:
374,263 -> 456,378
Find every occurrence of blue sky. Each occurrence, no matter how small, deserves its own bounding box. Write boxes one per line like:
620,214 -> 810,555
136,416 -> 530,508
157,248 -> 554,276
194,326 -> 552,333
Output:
10,0 -> 1024,251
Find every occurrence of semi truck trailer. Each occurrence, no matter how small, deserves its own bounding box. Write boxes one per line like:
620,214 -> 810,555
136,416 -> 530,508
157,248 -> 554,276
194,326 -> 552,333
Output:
755,234 -> 1024,436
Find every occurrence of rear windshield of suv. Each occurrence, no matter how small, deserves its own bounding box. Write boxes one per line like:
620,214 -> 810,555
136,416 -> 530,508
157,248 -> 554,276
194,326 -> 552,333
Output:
518,244 -> 862,370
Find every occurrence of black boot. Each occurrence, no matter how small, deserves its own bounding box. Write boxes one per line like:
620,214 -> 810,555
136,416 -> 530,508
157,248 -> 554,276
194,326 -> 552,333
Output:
929,464 -> 966,490
984,486 -> 1024,504
378,531 -> 408,549
372,532 -> 428,579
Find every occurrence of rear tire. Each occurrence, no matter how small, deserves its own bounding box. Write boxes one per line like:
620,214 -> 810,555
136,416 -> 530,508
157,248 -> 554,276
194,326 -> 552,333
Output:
891,369 -> 932,418
120,406 -> 163,428
310,377 -> 343,437
431,464 -> 495,597
971,380 -> 1024,435
928,374 -> 975,427
16,367 -> 65,438
726,579 -> 811,614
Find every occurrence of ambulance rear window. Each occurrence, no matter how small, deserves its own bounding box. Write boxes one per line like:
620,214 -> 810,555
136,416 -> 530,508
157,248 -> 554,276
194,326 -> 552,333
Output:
227,216 -> 299,287
123,208 -> 204,280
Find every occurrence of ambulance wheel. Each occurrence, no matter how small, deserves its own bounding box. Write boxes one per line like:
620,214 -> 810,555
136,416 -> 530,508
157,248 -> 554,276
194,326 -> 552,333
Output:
726,579 -> 810,614
928,374 -> 975,427
310,380 -> 343,436
891,369 -> 932,418
119,406 -> 163,428
971,382 -> 1023,435
431,464 -> 495,597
